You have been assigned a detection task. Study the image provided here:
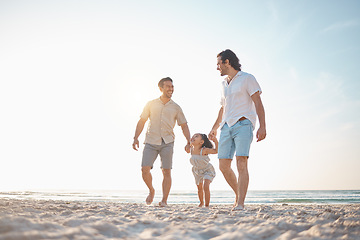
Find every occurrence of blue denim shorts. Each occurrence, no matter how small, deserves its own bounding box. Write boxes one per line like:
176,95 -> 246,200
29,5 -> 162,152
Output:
218,119 -> 253,159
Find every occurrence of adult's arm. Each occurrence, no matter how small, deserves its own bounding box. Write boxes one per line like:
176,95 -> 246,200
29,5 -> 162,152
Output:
180,123 -> 191,153
251,91 -> 266,142
209,107 -> 223,139
132,118 -> 147,151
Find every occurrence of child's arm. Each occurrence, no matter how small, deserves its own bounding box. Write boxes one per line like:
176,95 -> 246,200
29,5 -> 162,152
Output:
203,137 -> 218,155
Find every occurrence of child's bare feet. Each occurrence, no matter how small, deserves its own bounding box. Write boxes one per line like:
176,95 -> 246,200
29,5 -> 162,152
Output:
198,202 -> 204,207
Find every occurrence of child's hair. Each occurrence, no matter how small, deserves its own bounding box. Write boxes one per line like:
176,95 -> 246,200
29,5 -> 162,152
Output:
200,134 -> 213,148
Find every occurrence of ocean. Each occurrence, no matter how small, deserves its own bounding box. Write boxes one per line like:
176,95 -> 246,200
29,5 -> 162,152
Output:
0,190 -> 359,204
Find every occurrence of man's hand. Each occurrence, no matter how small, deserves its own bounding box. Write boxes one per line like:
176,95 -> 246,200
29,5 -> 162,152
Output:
208,129 -> 217,139
132,138 -> 140,151
133,118 -> 147,151
256,127 -> 266,142
209,134 -> 218,143
185,143 -> 191,153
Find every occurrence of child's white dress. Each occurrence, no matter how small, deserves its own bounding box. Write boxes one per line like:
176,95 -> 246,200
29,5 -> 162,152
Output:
190,148 -> 216,185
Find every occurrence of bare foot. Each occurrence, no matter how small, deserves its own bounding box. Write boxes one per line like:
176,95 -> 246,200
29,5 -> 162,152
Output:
158,201 -> 168,207
198,203 -> 204,207
231,205 -> 244,211
233,195 -> 239,207
146,189 -> 155,205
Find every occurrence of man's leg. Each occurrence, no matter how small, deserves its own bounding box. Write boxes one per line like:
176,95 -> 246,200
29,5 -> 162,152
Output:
141,143 -> 159,205
141,166 -> 155,205
232,119 -> 253,210
158,141 -> 174,207
218,123 -> 238,206
159,168 -> 171,206
219,159 -> 239,206
234,156 -> 249,210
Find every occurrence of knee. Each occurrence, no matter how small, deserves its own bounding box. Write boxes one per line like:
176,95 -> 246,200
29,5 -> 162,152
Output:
219,164 -> 231,174
162,169 -> 171,178
237,157 -> 248,172
141,167 -> 151,175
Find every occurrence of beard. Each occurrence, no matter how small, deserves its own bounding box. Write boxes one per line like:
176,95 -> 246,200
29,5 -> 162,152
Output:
220,71 -> 227,76
219,68 -> 228,76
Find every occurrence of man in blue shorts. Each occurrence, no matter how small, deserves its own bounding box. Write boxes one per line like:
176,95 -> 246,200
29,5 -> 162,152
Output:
209,49 -> 266,210
133,77 -> 191,207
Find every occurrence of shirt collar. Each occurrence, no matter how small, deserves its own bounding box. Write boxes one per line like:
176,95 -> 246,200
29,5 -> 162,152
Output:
224,71 -> 242,85
158,97 -> 173,105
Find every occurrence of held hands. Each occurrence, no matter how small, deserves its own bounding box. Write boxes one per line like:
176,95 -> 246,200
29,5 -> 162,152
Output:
185,143 -> 191,153
208,129 -> 217,140
132,138 -> 140,151
256,126 -> 266,142
208,134 -> 218,143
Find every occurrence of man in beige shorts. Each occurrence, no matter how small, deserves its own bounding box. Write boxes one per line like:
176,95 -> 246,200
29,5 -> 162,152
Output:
132,77 -> 191,207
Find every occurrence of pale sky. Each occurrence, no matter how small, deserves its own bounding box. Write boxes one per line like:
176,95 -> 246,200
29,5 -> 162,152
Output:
1,0 -> 359,192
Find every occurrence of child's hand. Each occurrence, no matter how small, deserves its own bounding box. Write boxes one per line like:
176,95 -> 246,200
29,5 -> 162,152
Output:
208,129 -> 217,139
185,143 -> 191,153
209,135 -> 218,142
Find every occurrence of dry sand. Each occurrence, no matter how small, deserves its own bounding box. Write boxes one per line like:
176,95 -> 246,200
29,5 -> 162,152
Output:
0,198 -> 359,239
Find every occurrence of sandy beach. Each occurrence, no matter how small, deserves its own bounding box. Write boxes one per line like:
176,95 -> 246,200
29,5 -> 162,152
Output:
0,198 -> 359,240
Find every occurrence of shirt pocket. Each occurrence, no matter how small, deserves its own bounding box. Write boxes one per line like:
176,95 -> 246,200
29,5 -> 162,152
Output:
228,82 -> 245,96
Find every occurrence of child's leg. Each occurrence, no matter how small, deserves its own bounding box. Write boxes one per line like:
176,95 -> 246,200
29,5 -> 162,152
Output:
204,179 -> 211,207
197,181 -> 204,207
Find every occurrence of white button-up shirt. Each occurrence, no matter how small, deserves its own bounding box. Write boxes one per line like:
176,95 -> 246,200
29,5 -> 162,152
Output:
220,71 -> 262,129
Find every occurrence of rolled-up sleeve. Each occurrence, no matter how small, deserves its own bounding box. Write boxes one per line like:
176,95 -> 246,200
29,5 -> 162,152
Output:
220,82 -> 226,106
176,107 -> 187,126
246,74 -> 262,96
140,101 -> 151,120
220,97 -> 225,106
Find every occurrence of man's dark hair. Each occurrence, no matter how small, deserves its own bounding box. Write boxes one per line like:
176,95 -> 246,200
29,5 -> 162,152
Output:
217,49 -> 241,71
158,77 -> 173,88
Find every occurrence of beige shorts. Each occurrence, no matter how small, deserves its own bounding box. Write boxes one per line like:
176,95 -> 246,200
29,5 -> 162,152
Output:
142,140 -> 174,169
192,164 -> 216,185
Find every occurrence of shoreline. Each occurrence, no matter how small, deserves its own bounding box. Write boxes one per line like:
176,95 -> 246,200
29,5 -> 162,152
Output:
1,189 -> 359,205
1,198 -> 359,239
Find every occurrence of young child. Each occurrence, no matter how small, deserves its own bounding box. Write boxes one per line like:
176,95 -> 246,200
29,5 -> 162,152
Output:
189,133 -> 218,207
